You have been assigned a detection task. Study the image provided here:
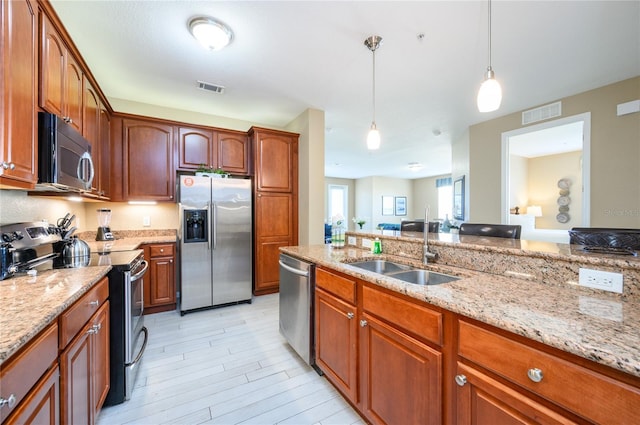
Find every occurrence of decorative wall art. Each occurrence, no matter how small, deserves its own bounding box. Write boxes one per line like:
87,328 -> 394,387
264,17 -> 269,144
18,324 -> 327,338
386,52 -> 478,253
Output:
394,197 -> 407,216
556,178 -> 572,223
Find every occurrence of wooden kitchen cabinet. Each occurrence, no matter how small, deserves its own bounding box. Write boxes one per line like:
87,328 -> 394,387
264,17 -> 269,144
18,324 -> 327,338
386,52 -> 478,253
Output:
4,365 -> 60,425
1,0 -> 38,188
59,277 -> 110,425
456,318 -> 640,424
143,243 -> 176,314
83,77 -> 101,195
40,13 -> 83,133
315,268 -> 358,402
177,127 -> 249,175
251,127 -> 298,295
118,117 -> 175,201
98,106 -> 111,199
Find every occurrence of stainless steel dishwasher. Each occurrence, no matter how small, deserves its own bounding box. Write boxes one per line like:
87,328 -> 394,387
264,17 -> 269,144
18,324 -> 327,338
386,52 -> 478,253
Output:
278,253 -> 317,368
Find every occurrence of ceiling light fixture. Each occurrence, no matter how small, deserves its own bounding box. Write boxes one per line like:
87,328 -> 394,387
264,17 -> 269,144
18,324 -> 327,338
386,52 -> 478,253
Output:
477,0 -> 502,112
364,35 -> 383,150
188,16 -> 233,51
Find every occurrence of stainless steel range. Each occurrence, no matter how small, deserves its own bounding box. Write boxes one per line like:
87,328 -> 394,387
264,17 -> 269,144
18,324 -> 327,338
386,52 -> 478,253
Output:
0,220 -> 149,406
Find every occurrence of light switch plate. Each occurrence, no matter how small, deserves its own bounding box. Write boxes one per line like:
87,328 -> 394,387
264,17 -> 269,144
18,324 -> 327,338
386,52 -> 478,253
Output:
348,236 -> 356,245
143,216 -> 151,227
362,238 -> 372,248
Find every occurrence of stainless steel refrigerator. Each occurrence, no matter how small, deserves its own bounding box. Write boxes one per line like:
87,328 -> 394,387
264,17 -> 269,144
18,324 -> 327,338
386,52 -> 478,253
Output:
179,175 -> 252,314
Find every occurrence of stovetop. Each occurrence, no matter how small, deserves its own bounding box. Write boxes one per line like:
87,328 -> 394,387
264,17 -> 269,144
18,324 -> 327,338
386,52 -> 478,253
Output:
88,249 -> 144,271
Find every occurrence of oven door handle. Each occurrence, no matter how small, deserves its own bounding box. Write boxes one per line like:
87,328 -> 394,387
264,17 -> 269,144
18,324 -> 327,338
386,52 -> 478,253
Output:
131,260 -> 149,281
126,326 -> 148,368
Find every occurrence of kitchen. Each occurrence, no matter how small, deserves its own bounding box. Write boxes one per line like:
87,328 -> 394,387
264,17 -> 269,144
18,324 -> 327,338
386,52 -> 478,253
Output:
2,1 -> 640,424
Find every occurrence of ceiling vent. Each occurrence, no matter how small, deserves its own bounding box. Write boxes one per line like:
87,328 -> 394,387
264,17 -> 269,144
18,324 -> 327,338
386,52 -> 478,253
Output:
197,80 -> 225,94
522,101 -> 562,125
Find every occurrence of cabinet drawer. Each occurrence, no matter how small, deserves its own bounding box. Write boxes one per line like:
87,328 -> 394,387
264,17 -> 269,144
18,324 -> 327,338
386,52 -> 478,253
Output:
316,268 -> 356,304
148,243 -> 174,258
59,277 -> 108,348
458,320 -> 640,424
362,284 -> 442,346
0,322 -> 58,423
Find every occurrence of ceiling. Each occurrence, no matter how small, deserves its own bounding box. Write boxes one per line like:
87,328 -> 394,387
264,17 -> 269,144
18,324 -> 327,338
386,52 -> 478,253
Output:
50,1 -> 640,180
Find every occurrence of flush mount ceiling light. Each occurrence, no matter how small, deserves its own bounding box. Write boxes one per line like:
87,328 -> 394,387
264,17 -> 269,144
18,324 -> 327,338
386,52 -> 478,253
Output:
364,35 -> 383,150
477,0 -> 502,112
188,16 -> 233,51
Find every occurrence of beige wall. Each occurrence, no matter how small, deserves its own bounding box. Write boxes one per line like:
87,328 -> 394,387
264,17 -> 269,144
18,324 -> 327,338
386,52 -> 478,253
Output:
469,76 -> 640,227
287,108 -> 325,245
528,151 -> 583,230
412,175 -> 447,221
509,154 -> 529,210
0,190 -> 89,228
451,129 -> 470,221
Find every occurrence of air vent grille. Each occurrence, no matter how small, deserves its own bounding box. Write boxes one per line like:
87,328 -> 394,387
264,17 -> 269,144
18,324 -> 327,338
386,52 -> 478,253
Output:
522,101 -> 562,125
197,81 -> 225,94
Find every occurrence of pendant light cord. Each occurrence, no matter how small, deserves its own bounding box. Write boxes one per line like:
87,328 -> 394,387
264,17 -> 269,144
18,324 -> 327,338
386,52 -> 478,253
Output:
487,0 -> 492,69
372,48 -> 376,124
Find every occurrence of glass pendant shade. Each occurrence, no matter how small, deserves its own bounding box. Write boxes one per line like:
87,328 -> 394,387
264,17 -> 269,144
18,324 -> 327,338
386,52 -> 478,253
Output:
367,123 -> 381,150
477,68 -> 502,112
189,17 -> 233,50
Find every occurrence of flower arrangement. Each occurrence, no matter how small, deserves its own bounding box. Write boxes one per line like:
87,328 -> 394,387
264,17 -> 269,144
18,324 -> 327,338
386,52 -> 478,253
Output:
352,217 -> 366,229
196,164 -> 229,177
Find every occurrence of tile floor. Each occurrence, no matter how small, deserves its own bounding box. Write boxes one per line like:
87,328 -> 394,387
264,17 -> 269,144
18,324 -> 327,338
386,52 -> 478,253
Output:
97,294 -> 364,425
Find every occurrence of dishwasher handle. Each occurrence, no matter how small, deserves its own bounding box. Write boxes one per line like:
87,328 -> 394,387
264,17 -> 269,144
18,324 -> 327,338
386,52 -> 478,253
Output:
279,260 -> 309,277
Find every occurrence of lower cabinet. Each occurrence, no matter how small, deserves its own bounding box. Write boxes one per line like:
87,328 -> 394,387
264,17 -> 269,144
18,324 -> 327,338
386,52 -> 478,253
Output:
142,243 -> 176,314
60,301 -> 109,425
4,365 -> 60,425
314,266 -> 443,425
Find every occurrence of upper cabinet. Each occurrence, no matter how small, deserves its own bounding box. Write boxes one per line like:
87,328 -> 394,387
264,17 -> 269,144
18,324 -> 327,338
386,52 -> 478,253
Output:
0,0 -> 38,188
251,127 -> 297,192
177,126 -> 250,175
40,13 -> 82,133
115,116 -> 175,202
83,77 -> 100,194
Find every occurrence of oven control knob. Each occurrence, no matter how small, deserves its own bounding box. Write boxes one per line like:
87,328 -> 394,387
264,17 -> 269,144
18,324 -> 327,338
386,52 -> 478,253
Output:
2,233 -> 12,242
13,231 -> 23,240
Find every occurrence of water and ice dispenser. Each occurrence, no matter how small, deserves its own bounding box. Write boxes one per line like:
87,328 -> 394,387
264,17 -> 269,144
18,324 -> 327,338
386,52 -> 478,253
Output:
183,210 -> 208,242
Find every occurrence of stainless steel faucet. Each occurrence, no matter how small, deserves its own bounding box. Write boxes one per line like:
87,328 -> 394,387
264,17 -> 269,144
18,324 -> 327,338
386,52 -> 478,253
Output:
423,207 -> 437,265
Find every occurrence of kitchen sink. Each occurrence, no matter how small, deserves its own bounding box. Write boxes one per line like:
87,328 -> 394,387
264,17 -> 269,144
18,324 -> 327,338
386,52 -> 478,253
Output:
387,269 -> 460,285
348,260 -> 460,285
349,260 -> 412,274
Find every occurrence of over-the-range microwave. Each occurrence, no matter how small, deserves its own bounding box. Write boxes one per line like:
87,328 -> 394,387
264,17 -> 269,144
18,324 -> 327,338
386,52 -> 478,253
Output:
37,112 -> 94,192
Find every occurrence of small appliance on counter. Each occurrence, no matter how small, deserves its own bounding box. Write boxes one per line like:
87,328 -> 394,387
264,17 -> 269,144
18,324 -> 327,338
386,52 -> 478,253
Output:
0,221 -> 63,279
96,208 -> 115,241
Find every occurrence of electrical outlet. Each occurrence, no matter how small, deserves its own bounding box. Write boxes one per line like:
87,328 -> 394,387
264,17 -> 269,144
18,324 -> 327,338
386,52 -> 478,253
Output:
362,238 -> 372,248
348,236 -> 356,246
143,216 -> 151,227
578,268 -> 623,293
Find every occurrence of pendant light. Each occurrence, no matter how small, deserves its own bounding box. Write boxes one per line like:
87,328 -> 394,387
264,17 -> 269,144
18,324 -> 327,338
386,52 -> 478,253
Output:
477,0 -> 502,112
365,36 -> 382,150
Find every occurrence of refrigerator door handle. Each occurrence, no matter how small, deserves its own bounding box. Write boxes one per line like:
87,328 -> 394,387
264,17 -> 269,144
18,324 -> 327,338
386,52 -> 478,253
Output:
212,201 -> 217,250
207,203 -> 212,251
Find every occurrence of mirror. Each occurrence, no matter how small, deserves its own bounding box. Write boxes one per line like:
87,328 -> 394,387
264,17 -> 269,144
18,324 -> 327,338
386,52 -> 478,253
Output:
501,113 -> 591,243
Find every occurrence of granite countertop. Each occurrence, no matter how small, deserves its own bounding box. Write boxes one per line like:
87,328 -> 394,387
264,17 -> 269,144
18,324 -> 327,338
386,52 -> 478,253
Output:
0,266 -> 111,365
281,244 -> 640,379
87,235 -> 176,254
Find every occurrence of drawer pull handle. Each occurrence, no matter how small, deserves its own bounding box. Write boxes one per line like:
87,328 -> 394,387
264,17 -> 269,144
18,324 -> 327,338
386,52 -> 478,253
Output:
527,368 -> 544,383
455,374 -> 467,387
89,300 -> 99,307
346,312 -> 354,319
359,319 -> 368,327
0,394 -> 16,409
87,324 -> 101,335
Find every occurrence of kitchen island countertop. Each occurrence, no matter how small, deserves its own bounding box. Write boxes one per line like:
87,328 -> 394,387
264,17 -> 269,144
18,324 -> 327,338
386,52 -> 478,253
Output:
282,244 -> 640,379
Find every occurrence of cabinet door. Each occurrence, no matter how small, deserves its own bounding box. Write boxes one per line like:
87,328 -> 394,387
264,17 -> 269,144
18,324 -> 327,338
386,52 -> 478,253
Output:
5,365 -> 60,425
360,314 -> 442,425
1,0 -> 38,186
455,363 -> 577,425
122,119 -> 174,201
99,107 -> 111,198
92,302 -> 110,415
254,239 -> 289,295
315,288 -> 358,403
148,256 -> 176,306
40,13 -> 65,117
177,126 -> 214,170
217,131 -> 249,175
254,132 -> 296,192
65,54 -> 83,133
60,325 -> 92,425
83,78 -> 100,194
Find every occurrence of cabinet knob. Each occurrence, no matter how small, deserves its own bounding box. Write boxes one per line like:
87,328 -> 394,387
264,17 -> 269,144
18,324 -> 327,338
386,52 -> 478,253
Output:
455,374 -> 467,387
89,300 -> 99,307
359,319 -> 368,327
346,312 -> 354,319
0,394 -> 16,409
527,368 -> 544,383
1,162 -> 15,170
160,248 -> 164,253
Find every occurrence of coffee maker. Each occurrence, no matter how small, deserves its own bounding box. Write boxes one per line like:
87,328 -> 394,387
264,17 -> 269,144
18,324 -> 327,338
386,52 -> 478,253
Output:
96,208 -> 115,241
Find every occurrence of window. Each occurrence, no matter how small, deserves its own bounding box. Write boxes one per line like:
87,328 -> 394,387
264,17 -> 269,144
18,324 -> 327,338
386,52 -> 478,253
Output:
436,177 -> 453,220
328,184 -> 348,222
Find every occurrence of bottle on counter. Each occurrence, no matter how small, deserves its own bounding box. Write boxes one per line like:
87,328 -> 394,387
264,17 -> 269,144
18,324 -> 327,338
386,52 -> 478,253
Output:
372,238 -> 382,254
